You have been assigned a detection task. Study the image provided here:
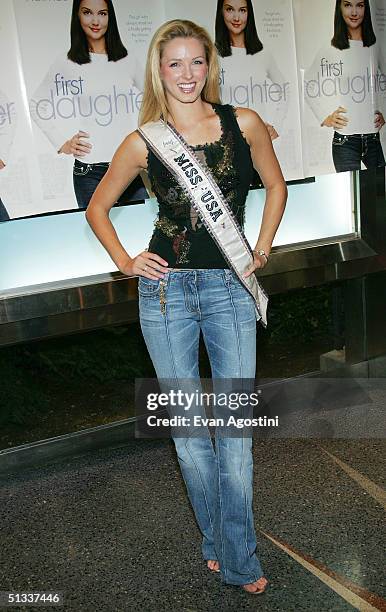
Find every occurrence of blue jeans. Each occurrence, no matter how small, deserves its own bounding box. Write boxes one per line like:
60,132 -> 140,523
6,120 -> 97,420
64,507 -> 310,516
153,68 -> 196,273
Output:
0,197 -> 9,222
138,268 -> 264,585
332,131 -> 385,172
73,159 -> 148,209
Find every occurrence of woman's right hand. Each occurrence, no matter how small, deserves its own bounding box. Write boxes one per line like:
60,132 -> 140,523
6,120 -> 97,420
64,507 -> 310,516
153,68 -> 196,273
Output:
58,131 -> 92,156
265,123 -> 279,141
322,107 -> 348,130
0,159 -> 5,170
119,251 -> 169,280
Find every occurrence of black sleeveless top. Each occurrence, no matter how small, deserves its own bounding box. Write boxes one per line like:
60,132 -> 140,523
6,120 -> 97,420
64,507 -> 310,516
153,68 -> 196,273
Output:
143,103 -> 254,268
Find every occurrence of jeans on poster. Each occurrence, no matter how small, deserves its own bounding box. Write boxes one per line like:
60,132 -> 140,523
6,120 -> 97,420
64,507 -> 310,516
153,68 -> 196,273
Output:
332,131 -> 385,172
0,198 -> 9,222
73,159 -> 147,209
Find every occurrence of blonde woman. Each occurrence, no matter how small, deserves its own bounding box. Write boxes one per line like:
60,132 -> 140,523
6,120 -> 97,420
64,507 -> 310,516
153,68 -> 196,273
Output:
86,19 -> 286,595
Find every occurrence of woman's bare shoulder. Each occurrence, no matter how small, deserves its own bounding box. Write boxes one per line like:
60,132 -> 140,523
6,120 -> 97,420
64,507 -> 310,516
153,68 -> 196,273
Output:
232,107 -> 266,143
118,129 -> 148,170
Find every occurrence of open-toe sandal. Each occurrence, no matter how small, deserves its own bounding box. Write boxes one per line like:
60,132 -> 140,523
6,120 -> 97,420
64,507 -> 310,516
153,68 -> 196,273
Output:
206,560 -> 220,573
241,577 -> 269,595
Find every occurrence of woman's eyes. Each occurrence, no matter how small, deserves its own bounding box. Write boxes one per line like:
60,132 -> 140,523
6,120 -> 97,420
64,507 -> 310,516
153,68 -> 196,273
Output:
81,9 -> 108,15
169,60 -> 204,67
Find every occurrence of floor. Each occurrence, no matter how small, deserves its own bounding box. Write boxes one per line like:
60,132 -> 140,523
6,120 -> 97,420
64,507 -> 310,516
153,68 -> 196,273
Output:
0,438 -> 385,611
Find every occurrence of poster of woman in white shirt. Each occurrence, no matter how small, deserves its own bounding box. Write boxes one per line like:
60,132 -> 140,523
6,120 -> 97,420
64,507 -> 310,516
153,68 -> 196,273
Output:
297,0 -> 386,176
0,88 -> 14,222
214,0 -> 303,181
15,0 -> 148,213
0,0 -> 42,222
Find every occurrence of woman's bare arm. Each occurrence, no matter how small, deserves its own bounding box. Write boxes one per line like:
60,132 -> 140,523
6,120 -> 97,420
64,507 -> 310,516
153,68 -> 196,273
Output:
235,107 -> 287,275
85,131 -> 169,278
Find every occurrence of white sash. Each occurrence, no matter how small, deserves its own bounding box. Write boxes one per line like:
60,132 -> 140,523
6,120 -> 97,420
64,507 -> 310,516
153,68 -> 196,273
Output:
138,120 -> 268,327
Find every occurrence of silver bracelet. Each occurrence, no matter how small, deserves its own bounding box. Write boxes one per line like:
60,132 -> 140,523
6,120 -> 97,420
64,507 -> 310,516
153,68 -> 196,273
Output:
252,249 -> 268,263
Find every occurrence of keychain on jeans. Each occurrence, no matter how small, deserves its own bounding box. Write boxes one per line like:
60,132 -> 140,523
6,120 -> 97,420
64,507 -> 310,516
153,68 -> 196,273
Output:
159,280 -> 166,315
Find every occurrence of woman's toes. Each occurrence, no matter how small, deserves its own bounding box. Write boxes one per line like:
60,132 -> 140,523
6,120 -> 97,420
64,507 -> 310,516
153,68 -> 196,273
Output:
242,576 -> 268,593
256,577 -> 268,590
207,559 -> 220,571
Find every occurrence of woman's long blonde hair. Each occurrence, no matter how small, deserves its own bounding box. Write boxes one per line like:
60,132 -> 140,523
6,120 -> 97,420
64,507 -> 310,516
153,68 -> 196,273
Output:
139,19 -> 221,126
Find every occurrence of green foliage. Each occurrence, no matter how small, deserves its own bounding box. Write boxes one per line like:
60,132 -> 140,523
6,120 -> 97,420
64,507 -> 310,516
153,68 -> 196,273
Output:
0,286 -> 335,429
0,348 -> 49,427
265,285 -> 333,344
0,323 -> 154,428
30,324 -> 154,382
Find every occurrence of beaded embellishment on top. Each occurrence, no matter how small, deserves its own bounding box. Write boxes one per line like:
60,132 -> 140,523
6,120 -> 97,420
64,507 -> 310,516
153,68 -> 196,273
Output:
154,217 -> 190,264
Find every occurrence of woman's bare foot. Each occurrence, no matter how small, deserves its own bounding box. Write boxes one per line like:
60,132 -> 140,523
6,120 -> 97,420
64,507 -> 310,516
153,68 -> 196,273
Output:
207,559 -> 220,572
241,576 -> 268,594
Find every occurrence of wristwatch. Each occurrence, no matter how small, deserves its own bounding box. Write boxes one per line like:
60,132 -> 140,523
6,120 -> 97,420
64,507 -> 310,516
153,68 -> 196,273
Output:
253,249 -> 268,263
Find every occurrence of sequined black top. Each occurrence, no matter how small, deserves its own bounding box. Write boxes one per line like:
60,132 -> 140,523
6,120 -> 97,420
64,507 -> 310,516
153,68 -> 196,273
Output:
143,103 -> 254,268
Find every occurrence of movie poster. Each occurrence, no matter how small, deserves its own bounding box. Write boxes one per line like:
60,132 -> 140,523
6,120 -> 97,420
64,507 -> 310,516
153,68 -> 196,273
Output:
295,0 -> 386,177
166,0 -> 304,181
0,1 -> 40,221
2,0 -> 385,222
10,0 -> 167,219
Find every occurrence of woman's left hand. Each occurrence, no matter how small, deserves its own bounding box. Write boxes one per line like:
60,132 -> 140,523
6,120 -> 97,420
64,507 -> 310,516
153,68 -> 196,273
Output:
374,111 -> 385,130
242,252 -> 268,278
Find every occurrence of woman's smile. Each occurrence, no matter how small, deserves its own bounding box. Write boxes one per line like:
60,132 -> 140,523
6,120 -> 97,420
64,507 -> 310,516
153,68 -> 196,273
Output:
177,82 -> 197,94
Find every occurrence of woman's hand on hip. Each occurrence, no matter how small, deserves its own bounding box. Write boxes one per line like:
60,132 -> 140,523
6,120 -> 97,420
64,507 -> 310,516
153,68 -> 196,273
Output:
374,111 -> 385,130
119,251 -> 169,279
265,123 -> 279,141
322,107 -> 348,129
58,131 -> 92,156
242,252 -> 268,278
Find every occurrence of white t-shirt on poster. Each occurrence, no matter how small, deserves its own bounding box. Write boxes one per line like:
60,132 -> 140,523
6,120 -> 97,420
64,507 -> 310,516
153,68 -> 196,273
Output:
304,40 -> 384,135
219,46 -> 289,132
30,51 -> 144,163
0,88 -> 16,164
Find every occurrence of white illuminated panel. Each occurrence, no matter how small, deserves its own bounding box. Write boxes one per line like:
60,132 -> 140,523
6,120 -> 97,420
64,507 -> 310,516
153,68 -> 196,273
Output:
245,172 -> 354,247
0,172 -> 354,293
